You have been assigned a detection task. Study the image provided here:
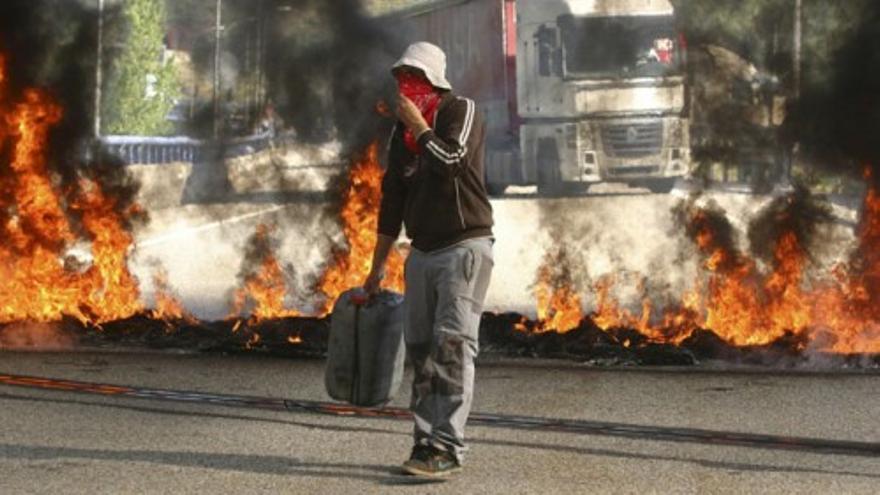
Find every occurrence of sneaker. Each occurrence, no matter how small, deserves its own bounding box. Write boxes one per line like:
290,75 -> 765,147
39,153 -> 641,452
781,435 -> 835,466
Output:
402,445 -> 462,477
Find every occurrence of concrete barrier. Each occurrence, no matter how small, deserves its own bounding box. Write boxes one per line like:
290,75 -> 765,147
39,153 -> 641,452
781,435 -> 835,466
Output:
126,162 -> 193,210
227,142 -> 341,194
100,133 -> 339,209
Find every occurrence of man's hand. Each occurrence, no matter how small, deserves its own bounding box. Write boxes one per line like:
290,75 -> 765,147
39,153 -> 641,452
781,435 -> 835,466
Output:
365,235 -> 394,296
397,95 -> 430,137
363,268 -> 385,296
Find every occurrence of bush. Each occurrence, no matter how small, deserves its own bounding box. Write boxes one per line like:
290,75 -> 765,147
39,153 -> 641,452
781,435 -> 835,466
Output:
102,0 -> 180,136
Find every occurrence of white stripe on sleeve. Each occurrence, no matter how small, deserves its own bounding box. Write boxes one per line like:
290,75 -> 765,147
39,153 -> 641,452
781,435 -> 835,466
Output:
423,98 -> 475,165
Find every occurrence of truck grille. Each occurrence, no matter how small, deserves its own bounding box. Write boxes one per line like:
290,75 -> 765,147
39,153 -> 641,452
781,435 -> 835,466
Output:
608,165 -> 660,177
601,122 -> 664,159
607,166 -> 660,176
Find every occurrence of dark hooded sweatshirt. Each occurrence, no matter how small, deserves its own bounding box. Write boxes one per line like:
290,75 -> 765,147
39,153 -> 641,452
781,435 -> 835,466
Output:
378,92 -> 494,252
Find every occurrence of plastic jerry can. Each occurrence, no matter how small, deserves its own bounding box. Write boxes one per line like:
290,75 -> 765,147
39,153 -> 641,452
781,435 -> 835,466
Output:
325,288 -> 406,407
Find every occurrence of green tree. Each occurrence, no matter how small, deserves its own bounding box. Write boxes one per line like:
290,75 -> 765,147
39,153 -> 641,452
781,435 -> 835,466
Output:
672,0 -> 791,73
672,0 -> 870,91
103,0 -> 180,135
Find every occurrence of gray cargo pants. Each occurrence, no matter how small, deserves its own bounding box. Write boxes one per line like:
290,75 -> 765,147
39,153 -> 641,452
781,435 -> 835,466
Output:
404,237 -> 494,462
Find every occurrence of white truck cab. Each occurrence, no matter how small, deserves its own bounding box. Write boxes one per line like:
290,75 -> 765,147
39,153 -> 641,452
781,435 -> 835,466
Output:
516,0 -> 690,193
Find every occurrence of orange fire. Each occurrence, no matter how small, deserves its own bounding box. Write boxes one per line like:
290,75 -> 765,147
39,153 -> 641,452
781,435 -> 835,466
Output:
592,275 -> 653,336
150,267 -> 194,324
73,179 -> 143,322
0,54 -> 143,325
229,223 -> 300,322
315,142 -> 405,314
675,193 -> 880,353
685,206 -> 769,346
809,168 -> 880,353
532,248 -> 582,333
527,179 -> 880,354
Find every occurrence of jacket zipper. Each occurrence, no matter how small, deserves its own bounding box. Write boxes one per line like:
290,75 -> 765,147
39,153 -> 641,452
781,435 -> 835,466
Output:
454,178 -> 467,229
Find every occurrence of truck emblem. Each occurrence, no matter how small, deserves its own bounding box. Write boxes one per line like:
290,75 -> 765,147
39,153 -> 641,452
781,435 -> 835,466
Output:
626,126 -> 639,143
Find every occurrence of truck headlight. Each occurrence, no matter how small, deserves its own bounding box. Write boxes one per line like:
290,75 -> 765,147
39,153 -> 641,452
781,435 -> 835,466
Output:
584,152 -> 596,164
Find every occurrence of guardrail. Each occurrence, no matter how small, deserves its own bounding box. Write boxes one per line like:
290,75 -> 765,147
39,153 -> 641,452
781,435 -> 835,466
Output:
100,132 -> 287,165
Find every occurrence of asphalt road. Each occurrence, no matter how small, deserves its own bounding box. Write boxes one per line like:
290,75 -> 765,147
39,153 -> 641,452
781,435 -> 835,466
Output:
0,351 -> 877,494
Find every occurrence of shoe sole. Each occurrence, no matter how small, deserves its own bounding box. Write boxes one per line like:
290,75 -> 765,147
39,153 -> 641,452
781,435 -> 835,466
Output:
401,463 -> 462,478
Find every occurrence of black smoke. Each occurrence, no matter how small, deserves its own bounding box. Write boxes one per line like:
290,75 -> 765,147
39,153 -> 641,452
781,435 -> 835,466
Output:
673,196 -> 748,273
0,0 -> 142,226
747,186 -> 833,266
784,2 -> 880,183
263,0 -> 403,154
172,0 -> 407,205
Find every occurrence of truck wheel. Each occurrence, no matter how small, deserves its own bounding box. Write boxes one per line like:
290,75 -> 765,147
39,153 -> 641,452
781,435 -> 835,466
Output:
643,178 -> 678,194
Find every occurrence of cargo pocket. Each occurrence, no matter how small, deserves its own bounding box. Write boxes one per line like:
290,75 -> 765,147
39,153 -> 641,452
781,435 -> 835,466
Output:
432,333 -> 465,396
409,342 -> 433,407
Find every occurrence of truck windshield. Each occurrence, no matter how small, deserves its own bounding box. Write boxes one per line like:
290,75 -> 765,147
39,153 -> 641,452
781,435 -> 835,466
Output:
559,14 -> 682,79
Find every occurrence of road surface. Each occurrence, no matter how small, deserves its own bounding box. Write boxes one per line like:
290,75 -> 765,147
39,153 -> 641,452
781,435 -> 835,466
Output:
0,351 -> 877,494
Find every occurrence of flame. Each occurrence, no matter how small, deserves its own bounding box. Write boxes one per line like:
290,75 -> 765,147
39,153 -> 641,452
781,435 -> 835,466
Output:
532,248 -> 582,333
811,169 -> 880,353
688,206 -> 768,346
683,189 -> 880,353
150,267 -> 193,323
316,143 -> 405,314
592,275 -> 627,330
524,171 -> 880,355
592,275 -> 652,334
73,179 -> 143,322
229,224 -> 300,322
0,53 -> 143,325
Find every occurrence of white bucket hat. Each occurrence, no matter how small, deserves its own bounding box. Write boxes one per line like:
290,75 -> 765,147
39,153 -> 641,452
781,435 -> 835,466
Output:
392,42 -> 452,90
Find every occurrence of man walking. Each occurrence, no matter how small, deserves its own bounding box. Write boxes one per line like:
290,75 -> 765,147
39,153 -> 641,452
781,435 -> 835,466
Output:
364,42 -> 494,477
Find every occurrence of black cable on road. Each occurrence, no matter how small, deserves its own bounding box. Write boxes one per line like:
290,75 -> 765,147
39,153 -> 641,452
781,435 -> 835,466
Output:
1,372 -> 877,458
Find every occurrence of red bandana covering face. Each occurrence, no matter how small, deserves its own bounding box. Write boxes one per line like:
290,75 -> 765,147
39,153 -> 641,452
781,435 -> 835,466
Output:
395,71 -> 442,153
